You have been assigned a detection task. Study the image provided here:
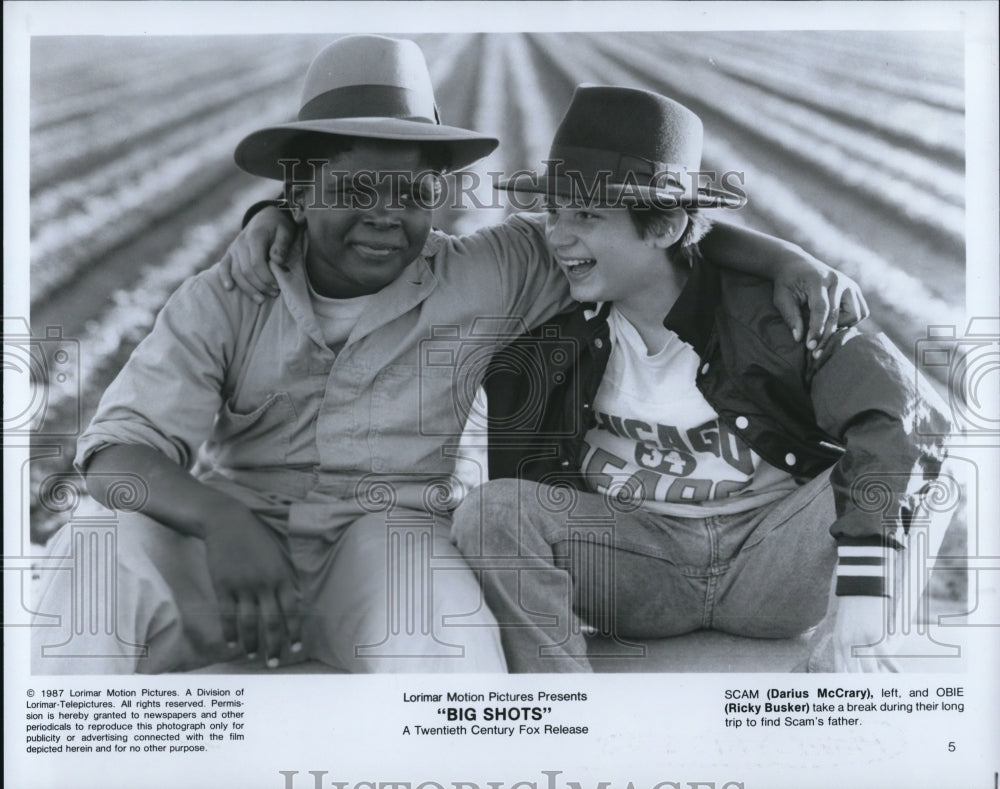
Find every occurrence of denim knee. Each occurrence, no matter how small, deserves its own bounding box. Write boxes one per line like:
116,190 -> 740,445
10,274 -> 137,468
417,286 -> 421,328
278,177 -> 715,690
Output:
451,478 -> 529,558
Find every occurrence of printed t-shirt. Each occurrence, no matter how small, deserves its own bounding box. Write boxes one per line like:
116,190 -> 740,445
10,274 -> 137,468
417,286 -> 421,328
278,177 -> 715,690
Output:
580,306 -> 799,516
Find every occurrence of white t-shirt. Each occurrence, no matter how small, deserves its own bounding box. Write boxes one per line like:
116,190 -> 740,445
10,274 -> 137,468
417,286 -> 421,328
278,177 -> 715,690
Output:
580,306 -> 798,516
306,277 -> 375,349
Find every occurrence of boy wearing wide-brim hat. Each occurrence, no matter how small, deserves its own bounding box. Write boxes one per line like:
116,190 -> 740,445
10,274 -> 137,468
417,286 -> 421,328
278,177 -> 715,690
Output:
36,36 -> 865,674
35,35 -> 521,673
448,85 -> 953,672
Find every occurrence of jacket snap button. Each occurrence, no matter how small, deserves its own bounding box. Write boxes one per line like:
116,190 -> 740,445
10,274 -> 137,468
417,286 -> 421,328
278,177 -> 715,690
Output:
735,416 -> 749,430
700,362 -> 710,375
594,338 -> 604,350
785,452 -> 797,466
560,460 -> 571,468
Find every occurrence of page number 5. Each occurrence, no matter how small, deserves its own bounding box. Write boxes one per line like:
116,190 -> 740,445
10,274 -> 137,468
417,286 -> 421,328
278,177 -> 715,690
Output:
947,741 -> 956,752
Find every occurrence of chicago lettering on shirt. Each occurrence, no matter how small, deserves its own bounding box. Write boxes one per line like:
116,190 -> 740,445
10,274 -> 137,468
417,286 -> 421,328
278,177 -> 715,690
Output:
592,410 -> 754,476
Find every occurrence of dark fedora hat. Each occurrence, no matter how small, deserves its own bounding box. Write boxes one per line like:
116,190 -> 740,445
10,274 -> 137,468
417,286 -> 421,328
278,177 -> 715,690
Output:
234,35 -> 499,179
499,85 -> 742,208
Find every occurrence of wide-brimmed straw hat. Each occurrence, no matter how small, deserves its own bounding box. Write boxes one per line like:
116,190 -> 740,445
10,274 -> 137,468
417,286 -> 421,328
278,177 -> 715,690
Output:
499,85 -> 743,208
235,35 -> 499,179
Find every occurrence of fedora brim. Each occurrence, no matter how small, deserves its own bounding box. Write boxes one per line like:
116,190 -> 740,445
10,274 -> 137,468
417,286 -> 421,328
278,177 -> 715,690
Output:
497,172 -> 744,209
235,118 -> 499,179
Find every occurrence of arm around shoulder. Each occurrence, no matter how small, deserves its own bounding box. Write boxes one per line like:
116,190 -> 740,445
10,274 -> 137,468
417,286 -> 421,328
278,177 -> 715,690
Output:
701,220 -> 869,348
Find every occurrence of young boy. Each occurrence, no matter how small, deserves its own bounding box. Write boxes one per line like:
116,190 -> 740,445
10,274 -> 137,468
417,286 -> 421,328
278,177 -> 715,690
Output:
34,37 -> 866,674
447,86 -> 952,672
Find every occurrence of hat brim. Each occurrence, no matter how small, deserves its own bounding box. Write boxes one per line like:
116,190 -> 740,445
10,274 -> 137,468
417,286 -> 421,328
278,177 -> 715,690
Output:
235,118 -> 499,179
497,172 -> 744,209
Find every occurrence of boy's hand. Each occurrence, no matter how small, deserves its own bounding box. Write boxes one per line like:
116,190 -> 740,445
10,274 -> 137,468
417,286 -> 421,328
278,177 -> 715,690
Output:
772,255 -> 869,357
830,595 -> 901,673
218,206 -> 296,302
202,506 -> 303,667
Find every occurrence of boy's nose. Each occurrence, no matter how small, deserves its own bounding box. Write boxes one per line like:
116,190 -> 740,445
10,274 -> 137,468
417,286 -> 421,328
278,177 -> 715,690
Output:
545,213 -> 573,246
364,200 -> 403,227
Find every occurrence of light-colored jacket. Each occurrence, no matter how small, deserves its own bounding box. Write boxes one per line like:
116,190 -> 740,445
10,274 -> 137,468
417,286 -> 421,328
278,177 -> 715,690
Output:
75,214 -> 569,536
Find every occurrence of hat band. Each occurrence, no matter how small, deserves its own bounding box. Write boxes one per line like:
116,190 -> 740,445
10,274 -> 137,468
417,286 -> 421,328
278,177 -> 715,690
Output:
298,84 -> 440,124
546,145 -> 690,188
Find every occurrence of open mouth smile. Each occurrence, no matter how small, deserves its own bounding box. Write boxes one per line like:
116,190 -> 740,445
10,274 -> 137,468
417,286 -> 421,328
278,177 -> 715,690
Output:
559,257 -> 597,276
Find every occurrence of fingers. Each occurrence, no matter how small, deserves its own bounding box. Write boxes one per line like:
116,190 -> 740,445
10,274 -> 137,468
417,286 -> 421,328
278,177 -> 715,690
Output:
253,583 -> 304,668
256,590 -> 286,669
236,242 -> 279,300
277,581 -> 304,657
773,289 -> 805,344
220,587 -> 300,666
222,578 -> 301,666
813,278 -> 871,357
235,594 -> 260,660
839,286 -> 870,327
228,257 -> 263,304
855,289 -> 870,321
805,286 -> 833,353
817,283 -> 842,351
271,223 -> 294,272
216,590 -> 240,651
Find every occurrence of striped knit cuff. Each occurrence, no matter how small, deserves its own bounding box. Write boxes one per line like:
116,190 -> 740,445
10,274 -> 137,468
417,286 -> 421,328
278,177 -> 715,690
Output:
835,543 -> 891,597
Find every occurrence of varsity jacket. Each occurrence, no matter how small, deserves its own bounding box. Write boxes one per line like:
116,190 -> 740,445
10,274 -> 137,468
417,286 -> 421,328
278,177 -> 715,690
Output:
483,258 -> 952,597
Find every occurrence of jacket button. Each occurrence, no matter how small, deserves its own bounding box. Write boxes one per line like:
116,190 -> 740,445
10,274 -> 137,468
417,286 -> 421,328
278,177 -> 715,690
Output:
583,403 -> 591,410
735,416 -> 749,430
594,338 -> 604,350
701,362 -> 710,375
785,452 -> 797,467
560,460 -> 571,468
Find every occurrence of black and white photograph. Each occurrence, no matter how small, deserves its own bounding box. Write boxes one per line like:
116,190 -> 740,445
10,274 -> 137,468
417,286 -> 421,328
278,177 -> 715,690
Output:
5,2 -> 999,788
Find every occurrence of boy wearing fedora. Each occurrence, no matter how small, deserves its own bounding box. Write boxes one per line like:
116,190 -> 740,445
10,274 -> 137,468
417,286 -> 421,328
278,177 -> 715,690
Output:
35,37 -> 866,674
441,86 -> 951,672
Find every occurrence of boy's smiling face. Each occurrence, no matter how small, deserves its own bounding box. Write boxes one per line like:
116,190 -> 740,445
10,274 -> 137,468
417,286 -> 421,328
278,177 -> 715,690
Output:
291,140 -> 436,298
544,203 -> 684,307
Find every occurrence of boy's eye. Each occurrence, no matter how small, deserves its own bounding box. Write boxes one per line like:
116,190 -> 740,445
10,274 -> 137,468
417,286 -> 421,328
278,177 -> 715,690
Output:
409,178 -> 441,204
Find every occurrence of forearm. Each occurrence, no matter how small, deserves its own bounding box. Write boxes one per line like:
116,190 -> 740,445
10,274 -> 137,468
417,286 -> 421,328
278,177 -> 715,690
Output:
700,219 -> 808,278
84,444 -> 237,539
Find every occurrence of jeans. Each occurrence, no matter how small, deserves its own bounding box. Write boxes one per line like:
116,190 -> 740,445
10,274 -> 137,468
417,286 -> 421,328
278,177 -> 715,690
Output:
451,471 -> 837,672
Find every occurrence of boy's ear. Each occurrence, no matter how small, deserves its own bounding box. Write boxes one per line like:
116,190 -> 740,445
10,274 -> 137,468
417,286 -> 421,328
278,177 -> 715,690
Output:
647,209 -> 689,250
289,186 -> 309,225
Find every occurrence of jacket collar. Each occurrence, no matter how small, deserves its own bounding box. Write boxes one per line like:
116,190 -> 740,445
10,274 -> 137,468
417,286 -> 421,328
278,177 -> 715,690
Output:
580,301 -> 613,332
661,256 -> 721,355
